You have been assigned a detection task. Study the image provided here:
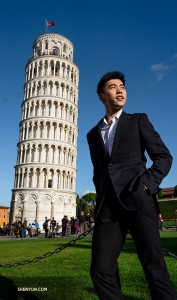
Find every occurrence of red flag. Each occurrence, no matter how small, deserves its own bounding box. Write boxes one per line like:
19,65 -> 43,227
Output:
47,21 -> 55,26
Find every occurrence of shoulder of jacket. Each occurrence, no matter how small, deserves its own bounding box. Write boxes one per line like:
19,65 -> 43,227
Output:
87,119 -> 102,136
124,112 -> 146,117
124,112 -> 148,119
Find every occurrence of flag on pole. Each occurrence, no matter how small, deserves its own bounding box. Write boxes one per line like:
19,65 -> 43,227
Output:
47,21 -> 55,26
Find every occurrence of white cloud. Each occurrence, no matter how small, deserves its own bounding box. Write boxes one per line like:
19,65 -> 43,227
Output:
171,53 -> 177,61
150,62 -> 174,81
150,52 -> 177,81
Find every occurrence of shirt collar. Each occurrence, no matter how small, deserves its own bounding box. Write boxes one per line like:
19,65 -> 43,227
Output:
102,109 -> 123,126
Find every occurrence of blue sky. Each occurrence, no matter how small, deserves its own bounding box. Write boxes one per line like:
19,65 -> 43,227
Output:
0,0 -> 177,206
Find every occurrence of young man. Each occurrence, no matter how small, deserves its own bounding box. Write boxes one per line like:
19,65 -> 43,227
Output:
87,71 -> 177,300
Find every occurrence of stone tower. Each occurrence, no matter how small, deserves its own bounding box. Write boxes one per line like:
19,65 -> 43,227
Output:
10,33 -> 79,228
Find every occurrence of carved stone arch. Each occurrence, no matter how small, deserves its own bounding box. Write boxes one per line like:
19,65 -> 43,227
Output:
43,78 -> 49,85
57,144 -> 62,151
54,80 -> 59,86
47,99 -> 52,106
52,121 -> 57,127
44,59 -> 48,66
40,193 -> 52,205
50,60 -> 54,69
35,166 -> 41,175
15,192 -> 24,202
56,60 -> 60,68
63,44 -> 67,53
44,142 -> 50,148
54,100 -> 58,109
26,193 -> 38,205
37,142 -> 43,148
15,192 -> 24,216
51,143 -> 57,149
55,195 -> 64,206
68,196 -> 72,205
44,40 -> 48,50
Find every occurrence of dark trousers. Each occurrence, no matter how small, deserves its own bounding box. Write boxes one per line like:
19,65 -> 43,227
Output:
45,228 -> 48,238
62,226 -> 66,237
91,190 -> 177,300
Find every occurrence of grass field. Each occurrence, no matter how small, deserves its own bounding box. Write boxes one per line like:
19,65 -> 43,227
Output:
0,232 -> 177,300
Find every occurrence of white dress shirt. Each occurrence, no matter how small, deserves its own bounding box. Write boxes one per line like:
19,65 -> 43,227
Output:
100,110 -> 122,156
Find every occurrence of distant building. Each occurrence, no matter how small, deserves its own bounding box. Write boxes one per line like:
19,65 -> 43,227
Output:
158,187 -> 175,200
0,206 -> 9,227
10,32 -> 79,228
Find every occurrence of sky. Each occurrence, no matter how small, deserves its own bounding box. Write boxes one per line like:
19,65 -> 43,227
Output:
0,0 -> 177,207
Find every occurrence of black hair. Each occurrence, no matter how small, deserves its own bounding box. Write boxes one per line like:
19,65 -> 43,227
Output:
97,71 -> 126,94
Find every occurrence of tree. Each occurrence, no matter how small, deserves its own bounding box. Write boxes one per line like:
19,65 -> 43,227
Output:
83,202 -> 90,215
158,190 -> 163,199
82,193 -> 96,203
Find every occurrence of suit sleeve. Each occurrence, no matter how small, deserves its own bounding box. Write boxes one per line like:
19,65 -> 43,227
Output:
87,132 -> 101,190
139,113 -> 172,194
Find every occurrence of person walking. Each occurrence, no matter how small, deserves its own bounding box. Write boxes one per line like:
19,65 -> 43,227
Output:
79,211 -> 86,234
51,217 -> 56,237
34,220 -> 39,236
43,217 -> 48,238
14,220 -> 19,238
22,218 -> 27,238
62,215 -> 67,237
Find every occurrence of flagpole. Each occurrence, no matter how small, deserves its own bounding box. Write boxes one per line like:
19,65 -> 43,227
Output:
45,20 -> 48,33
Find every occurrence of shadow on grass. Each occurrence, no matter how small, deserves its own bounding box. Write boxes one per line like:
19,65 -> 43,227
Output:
0,276 -> 98,300
85,287 -> 141,300
51,235 -> 177,257
0,276 -> 40,300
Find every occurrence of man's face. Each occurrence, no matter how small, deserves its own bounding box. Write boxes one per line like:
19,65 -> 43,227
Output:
99,79 -> 127,113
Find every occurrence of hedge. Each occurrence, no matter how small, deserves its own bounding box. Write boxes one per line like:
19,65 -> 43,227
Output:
158,200 -> 177,219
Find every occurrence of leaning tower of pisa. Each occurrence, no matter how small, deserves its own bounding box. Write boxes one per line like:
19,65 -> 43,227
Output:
10,33 -> 79,228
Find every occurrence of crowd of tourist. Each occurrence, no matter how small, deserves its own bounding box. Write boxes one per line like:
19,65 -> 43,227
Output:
0,211 -> 95,238
61,212 -> 94,237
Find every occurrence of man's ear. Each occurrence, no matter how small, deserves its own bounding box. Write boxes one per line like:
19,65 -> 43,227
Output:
99,93 -> 105,103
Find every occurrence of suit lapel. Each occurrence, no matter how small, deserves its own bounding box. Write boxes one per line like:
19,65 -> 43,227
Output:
111,111 -> 131,157
90,119 -> 110,159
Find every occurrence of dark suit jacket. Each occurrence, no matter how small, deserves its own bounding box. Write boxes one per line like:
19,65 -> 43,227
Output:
87,111 -> 172,220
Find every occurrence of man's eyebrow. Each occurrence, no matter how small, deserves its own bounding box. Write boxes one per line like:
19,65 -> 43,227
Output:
108,83 -> 124,87
108,83 -> 116,87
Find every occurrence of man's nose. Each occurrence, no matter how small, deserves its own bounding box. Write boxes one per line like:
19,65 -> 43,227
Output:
116,87 -> 122,93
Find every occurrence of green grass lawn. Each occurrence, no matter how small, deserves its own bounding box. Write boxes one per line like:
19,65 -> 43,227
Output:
0,232 -> 177,300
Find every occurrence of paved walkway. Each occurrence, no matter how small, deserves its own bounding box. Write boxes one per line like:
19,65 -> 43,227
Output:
0,233 -> 82,241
